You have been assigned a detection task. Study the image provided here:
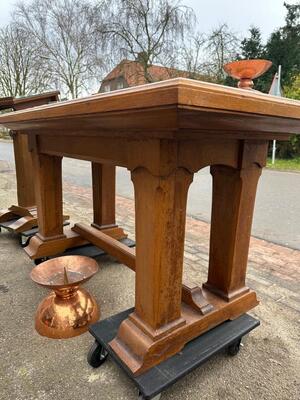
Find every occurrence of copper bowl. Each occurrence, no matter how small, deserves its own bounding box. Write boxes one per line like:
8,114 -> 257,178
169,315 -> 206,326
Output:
31,255 -> 99,289
31,256 -> 100,339
224,59 -> 272,89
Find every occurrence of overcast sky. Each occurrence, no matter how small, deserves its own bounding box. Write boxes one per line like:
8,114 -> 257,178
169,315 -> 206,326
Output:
0,0 -> 298,41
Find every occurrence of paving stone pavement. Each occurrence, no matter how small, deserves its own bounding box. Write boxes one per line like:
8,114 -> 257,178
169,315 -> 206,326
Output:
0,161 -> 299,400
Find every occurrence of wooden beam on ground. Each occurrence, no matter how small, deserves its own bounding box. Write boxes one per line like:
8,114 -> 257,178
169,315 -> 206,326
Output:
72,223 -> 136,271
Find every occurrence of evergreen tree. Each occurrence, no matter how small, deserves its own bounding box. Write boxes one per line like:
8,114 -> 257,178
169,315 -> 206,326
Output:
283,74 -> 300,158
240,27 -> 264,59
262,2 -> 300,92
265,3 -> 300,158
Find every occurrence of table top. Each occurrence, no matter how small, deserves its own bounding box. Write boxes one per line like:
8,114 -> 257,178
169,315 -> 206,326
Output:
0,91 -> 60,112
0,97 -> 14,111
13,91 -> 60,107
0,79 -> 299,140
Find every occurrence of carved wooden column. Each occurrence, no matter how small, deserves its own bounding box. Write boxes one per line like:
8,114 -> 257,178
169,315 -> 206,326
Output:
132,166 -> 193,328
110,163 -> 193,374
204,140 -> 268,301
24,147 -> 86,259
91,162 -> 127,239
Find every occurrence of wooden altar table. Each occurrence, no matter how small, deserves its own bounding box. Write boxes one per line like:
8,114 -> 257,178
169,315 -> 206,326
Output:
0,78 -> 298,375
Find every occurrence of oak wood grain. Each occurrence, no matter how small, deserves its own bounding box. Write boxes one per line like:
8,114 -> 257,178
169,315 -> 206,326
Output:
73,223 -> 135,271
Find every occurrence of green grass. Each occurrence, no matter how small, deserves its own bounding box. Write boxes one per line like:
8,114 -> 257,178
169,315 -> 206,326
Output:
267,157 -> 300,171
0,129 -> 10,139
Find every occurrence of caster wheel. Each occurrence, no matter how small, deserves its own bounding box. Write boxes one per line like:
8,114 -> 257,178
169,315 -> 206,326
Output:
138,392 -> 161,400
19,235 -> 28,247
21,238 -> 31,248
34,257 -> 49,265
87,341 -> 108,368
227,338 -> 242,356
20,235 -> 31,248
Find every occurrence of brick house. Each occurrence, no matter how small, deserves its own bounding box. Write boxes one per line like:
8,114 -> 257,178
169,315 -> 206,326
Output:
99,59 -> 212,93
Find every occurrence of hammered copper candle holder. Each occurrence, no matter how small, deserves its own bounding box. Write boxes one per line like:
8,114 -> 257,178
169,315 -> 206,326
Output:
30,255 -> 100,339
223,59 -> 272,90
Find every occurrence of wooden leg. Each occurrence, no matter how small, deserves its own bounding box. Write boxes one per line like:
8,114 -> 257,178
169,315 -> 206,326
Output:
33,153 -> 64,240
24,152 -> 86,259
109,141 -> 265,376
204,145 -> 265,301
0,132 -> 36,225
110,167 -> 193,374
13,132 -> 36,208
1,132 -> 68,234
91,162 -> 127,240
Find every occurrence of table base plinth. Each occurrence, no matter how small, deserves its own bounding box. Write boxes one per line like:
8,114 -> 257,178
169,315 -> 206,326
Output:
24,224 -> 129,260
0,209 -> 17,223
24,227 -> 88,259
109,289 -> 258,375
0,205 -> 38,233
0,205 -> 70,234
91,223 -> 128,241
203,282 -> 251,302
4,215 -> 38,233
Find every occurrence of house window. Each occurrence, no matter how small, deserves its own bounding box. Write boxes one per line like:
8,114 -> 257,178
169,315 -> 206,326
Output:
103,84 -> 110,92
117,81 -> 124,90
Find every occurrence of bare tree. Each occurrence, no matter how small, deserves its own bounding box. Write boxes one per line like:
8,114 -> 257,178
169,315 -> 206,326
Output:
98,0 -> 196,82
179,33 -> 207,79
15,0 -> 105,98
0,23 -> 52,97
204,23 -> 239,82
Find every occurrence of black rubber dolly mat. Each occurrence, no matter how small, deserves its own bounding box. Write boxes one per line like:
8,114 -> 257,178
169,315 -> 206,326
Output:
87,307 -> 260,399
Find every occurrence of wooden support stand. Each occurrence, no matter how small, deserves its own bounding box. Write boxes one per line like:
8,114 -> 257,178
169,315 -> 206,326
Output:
109,146 -> 263,375
0,94 -> 126,245
91,162 -> 127,240
0,92 -> 60,233
0,78 -> 297,377
24,155 -> 128,259
73,223 -> 135,271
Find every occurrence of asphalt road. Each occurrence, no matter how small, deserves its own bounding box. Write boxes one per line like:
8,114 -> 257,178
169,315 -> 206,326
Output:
1,140 -> 300,250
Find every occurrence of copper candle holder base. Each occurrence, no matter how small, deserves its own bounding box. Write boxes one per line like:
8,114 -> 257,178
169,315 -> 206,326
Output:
223,59 -> 272,90
30,255 -> 100,339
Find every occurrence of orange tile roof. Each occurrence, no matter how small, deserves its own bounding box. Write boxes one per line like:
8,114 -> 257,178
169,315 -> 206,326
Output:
101,59 -> 210,88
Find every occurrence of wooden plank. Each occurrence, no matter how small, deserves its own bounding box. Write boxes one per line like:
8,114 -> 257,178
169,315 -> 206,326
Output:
72,223 -> 136,271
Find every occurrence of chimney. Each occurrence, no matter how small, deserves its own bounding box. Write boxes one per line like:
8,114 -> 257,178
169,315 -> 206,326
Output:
137,51 -> 148,65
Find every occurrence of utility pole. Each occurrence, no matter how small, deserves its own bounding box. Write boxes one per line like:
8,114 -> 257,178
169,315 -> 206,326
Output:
269,65 -> 282,164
